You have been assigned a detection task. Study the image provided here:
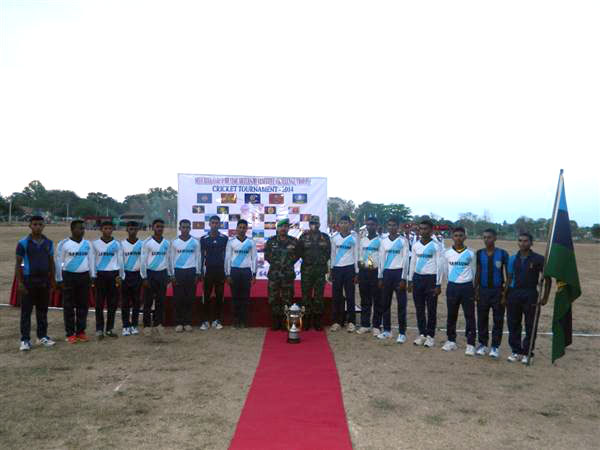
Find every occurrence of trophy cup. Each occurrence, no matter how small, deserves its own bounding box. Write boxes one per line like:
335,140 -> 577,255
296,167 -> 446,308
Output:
284,303 -> 305,344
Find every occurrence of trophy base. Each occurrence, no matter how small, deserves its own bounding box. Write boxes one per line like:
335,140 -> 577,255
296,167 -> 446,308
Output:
287,337 -> 300,344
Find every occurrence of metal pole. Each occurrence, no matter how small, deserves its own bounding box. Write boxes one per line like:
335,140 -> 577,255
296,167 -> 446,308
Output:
8,199 -> 12,224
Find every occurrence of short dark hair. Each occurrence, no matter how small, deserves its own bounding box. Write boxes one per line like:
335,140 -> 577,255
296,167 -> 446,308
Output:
519,231 -> 533,242
101,221 -> 114,228
238,219 -> 248,226
30,215 -> 44,222
387,216 -> 400,225
179,219 -> 191,226
339,215 -> 351,223
126,221 -> 139,227
209,215 -> 220,222
152,219 -> 165,226
420,219 -> 434,228
483,228 -> 497,236
70,219 -> 84,230
452,226 -> 466,234
366,216 -> 378,224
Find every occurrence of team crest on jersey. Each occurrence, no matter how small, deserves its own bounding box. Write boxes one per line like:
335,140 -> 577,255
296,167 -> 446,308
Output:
495,260 -> 502,269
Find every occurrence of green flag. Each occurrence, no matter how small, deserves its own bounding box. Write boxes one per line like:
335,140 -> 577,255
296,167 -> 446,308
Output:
544,170 -> 581,362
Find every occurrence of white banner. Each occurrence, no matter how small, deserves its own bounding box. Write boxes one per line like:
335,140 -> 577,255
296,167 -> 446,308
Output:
177,174 -> 328,279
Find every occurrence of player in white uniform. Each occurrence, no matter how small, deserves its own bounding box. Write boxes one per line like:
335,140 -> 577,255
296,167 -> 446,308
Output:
170,219 -> 201,332
225,219 -> 257,328
92,221 -> 124,339
140,219 -> 173,334
121,221 -> 143,335
440,226 -> 477,355
408,220 -> 444,348
330,215 -> 359,332
357,217 -> 381,335
55,220 -> 95,343
377,217 -> 410,342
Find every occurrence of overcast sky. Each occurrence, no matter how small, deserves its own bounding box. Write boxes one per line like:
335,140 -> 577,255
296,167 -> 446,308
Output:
1,1 -> 598,225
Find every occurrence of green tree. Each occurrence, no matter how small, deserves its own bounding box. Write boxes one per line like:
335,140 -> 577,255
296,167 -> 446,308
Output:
591,224 -> 600,239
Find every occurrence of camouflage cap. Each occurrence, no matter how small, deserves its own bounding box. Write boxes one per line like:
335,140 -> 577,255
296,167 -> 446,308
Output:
276,218 -> 290,227
309,215 -> 320,224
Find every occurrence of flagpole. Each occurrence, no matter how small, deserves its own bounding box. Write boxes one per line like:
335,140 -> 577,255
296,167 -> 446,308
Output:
526,169 -> 563,366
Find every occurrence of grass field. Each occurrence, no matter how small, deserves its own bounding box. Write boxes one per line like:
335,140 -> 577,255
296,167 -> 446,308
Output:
1,225 -> 599,449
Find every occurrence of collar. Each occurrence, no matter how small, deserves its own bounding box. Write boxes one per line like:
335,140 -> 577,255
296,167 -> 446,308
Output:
453,246 -> 467,253
27,234 -> 48,243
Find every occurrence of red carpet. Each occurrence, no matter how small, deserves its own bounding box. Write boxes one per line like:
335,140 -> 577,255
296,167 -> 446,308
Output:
229,330 -> 353,450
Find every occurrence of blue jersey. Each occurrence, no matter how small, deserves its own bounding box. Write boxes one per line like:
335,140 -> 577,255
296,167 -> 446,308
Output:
16,235 -> 54,280
476,248 -> 508,289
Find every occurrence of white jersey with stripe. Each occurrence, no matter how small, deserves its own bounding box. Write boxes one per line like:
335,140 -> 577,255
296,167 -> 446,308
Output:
225,237 -> 257,276
92,238 -> 124,278
443,247 -> 476,284
121,239 -> 143,274
378,235 -> 410,279
408,239 -> 444,285
55,238 -> 95,282
170,237 -> 201,272
359,235 -> 381,268
140,237 -> 173,278
331,231 -> 359,272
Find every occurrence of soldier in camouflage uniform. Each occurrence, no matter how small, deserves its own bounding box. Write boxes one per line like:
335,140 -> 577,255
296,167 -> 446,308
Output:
297,215 -> 331,331
264,219 -> 300,330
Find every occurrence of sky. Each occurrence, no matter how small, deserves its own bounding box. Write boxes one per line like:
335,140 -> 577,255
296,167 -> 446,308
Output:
1,0 -> 599,225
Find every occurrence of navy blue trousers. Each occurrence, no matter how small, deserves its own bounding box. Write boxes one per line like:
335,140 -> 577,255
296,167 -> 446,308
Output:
477,287 -> 505,347
446,281 -> 476,345
143,269 -> 168,327
174,268 -> 196,326
332,265 -> 356,325
230,267 -> 252,324
412,273 -> 438,337
377,269 -> 407,333
507,288 -> 538,355
358,268 -> 380,328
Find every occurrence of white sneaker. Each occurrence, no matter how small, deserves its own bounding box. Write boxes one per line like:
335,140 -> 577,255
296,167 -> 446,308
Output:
414,334 -> 426,346
475,344 -> 487,356
372,327 -> 381,337
175,325 -> 184,333
465,345 -> 476,356
424,336 -> 435,348
38,337 -> 56,347
130,326 -> 140,335
377,331 -> 392,340
507,353 -> 522,362
330,323 -> 341,332
489,347 -> 500,359
521,355 -> 532,365
346,323 -> 356,333
212,320 -> 223,330
396,334 -> 406,344
200,321 -> 210,331
184,325 -> 193,332
20,340 -> 32,351
122,327 -> 131,336
442,340 -> 458,352
356,326 -> 370,334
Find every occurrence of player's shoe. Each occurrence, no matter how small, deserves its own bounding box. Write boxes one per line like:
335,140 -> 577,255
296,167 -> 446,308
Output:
346,323 -> 356,333
465,345 -> 476,356
156,325 -> 165,335
521,355 -> 532,365
414,335 -> 426,346
175,325 -> 184,333
442,340 -> 457,351
356,327 -> 370,334
330,323 -> 341,332
396,334 -> 406,344
212,320 -> 223,330
377,331 -> 392,340
38,337 -> 56,347
105,330 -> 118,338
122,327 -> 131,336
20,340 -> 32,351
200,321 -> 210,331
507,353 -> 522,362
95,330 -> 104,340
372,327 -> 381,337
76,332 -> 89,342
66,335 -> 78,344
424,336 -> 435,348
184,325 -> 193,332
130,326 -> 140,335
489,347 -> 500,359
475,344 -> 487,356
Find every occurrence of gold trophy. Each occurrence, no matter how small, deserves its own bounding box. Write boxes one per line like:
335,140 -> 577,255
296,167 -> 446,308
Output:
367,254 -> 375,270
284,303 -> 305,344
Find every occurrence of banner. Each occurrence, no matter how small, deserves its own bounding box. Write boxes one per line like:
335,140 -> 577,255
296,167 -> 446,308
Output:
177,174 -> 328,279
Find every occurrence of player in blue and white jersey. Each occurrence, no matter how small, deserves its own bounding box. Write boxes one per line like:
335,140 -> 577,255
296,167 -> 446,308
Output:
140,219 -> 173,333
170,219 -> 201,332
121,221 -> 144,336
408,220 -> 444,348
92,221 -> 124,339
225,220 -> 257,328
376,217 -> 410,342
330,215 -> 359,332
356,217 -> 381,335
440,226 -> 477,356
55,220 -> 95,343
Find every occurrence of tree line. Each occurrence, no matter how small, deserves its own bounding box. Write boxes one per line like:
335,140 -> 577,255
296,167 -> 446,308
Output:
1,181 -> 598,240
